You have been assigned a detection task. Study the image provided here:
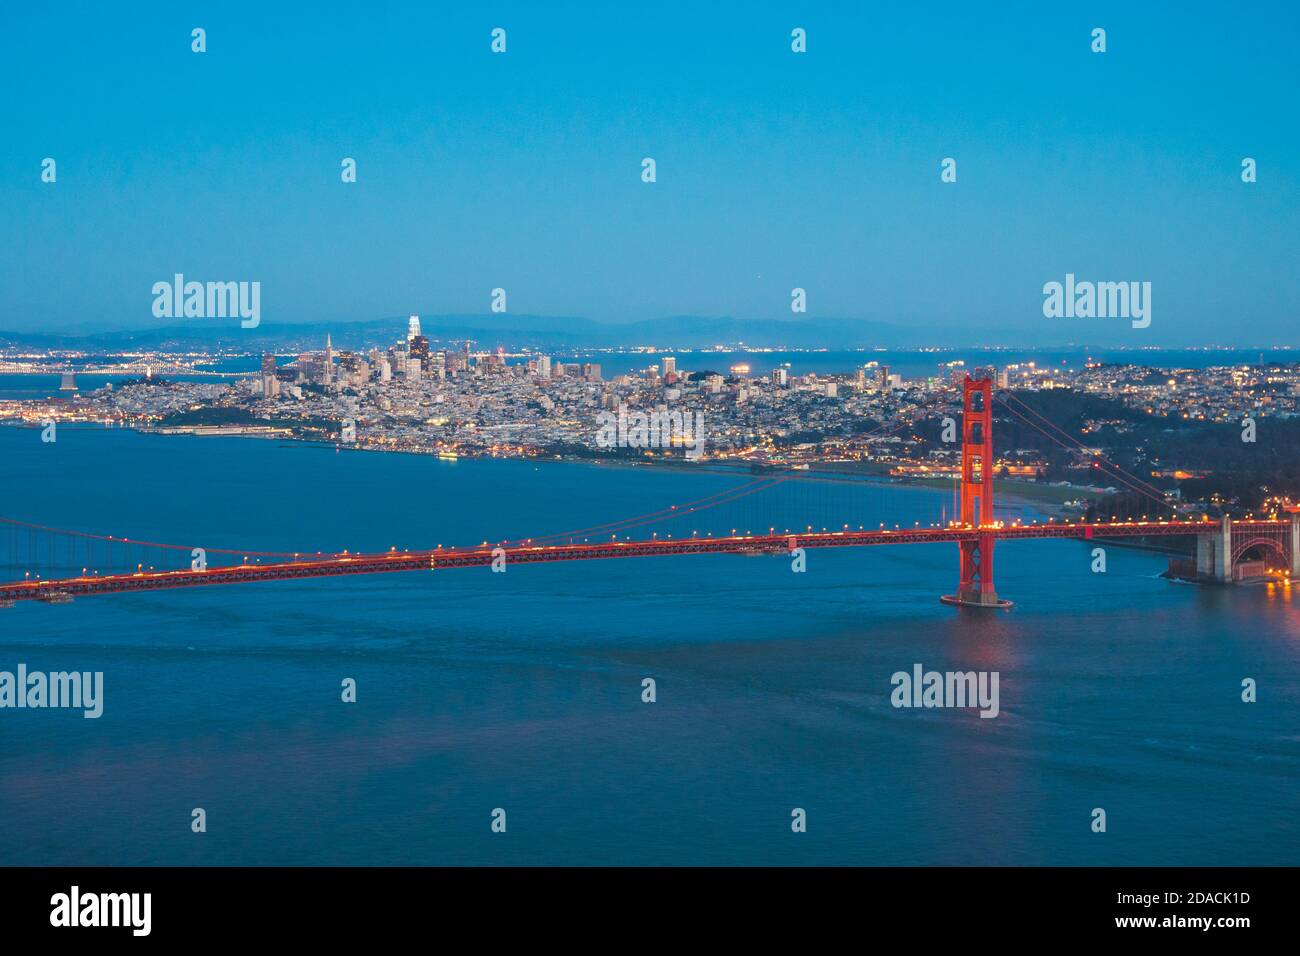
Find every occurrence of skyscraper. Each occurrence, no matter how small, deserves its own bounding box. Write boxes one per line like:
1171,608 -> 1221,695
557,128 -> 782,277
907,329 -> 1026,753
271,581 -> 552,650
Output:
408,315 -> 421,344
260,353 -> 279,397
410,335 -> 430,364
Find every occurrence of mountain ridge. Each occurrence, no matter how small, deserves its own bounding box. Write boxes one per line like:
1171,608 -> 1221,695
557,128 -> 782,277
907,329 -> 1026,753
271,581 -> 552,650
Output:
0,314 -> 1096,351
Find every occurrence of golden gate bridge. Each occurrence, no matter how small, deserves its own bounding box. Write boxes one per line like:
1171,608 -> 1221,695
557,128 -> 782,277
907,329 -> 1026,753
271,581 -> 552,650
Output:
2,376 -> 1296,608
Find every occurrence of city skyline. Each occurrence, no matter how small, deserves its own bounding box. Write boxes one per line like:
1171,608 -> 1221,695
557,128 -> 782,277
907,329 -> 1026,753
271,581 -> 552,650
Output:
9,311 -> 1300,499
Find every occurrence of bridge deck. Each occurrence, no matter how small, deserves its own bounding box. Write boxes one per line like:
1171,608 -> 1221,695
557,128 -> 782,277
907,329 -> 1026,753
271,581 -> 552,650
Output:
2,519 -> 1280,603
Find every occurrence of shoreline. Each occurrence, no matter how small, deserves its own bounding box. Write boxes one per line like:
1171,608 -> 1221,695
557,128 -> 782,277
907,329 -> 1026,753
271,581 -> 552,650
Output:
0,419 -> 1204,567
0,416 -> 1085,521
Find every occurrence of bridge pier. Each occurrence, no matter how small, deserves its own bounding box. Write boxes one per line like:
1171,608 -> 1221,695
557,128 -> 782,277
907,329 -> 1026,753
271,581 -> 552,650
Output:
1195,516 -> 1232,583
1292,515 -> 1300,577
942,532 -> 1010,608
1195,533 -> 1214,579
1214,515 -> 1232,583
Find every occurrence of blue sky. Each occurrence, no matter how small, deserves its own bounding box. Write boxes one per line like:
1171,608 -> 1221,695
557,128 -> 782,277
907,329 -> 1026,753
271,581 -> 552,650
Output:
1,1 -> 1297,344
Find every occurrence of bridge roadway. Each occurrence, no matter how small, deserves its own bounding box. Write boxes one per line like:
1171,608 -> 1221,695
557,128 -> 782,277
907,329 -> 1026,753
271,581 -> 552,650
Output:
2,518 -> 1283,604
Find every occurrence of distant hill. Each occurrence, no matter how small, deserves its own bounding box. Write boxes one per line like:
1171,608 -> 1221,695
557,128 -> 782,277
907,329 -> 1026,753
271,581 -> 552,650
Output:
0,314 -> 1043,352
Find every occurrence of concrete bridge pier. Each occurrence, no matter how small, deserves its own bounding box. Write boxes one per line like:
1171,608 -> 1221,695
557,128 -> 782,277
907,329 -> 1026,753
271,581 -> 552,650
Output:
1194,516 -> 1232,583
1215,515 -> 1232,582
1292,514 -> 1300,577
1195,532 -> 1214,579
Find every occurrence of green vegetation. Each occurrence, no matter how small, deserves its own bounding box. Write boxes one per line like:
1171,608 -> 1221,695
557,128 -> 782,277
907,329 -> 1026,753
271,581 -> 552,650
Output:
158,406 -> 257,426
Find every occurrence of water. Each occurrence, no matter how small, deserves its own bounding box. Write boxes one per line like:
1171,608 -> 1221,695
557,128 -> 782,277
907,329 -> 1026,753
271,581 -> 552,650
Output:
0,425 -> 1297,865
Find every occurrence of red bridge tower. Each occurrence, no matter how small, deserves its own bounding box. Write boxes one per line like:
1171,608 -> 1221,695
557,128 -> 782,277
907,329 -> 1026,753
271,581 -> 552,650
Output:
942,375 -> 1013,609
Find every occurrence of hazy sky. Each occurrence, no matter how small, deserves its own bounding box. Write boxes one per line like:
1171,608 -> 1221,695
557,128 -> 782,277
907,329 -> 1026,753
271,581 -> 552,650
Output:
2,2 -> 1297,344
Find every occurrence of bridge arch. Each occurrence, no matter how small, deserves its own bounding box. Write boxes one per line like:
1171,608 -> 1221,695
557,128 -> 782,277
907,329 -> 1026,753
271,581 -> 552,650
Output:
1230,535 -> 1290,571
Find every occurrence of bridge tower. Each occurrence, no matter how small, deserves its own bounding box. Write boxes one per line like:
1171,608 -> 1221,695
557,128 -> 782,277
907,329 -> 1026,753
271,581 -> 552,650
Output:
942,375 -> 1012,609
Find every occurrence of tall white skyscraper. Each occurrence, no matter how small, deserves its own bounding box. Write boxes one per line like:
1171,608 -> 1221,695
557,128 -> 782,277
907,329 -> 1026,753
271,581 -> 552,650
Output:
408,315 -> 421,344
